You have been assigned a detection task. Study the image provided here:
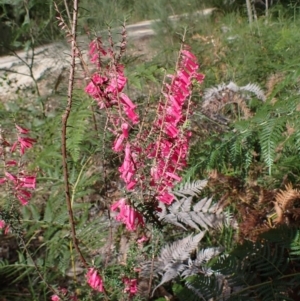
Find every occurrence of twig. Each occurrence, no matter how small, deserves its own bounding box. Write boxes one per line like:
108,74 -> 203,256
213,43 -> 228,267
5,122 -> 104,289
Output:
64,0 -> 71,24
148,234 -> 159,299
61,0 -> 88,269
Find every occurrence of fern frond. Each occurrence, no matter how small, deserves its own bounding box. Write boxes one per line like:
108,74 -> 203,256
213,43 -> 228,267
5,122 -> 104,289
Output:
185,273 -> 222,301
182,247 -> 223,278
275,183 -> 300,211
159,232 -> 206,264
195,247 -> 224,267
159,193 -> 228,231
66,98 -> 93,162
202,81 -> 266,124
259,117 -> 285,174
149,232 -> 206,294
174,180 -> 208,198
240,83 -> 266,101
184,280 -> 207,301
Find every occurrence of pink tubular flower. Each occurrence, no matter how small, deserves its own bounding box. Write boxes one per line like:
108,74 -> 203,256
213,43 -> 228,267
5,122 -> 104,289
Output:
0,220 -> 9,235
11,125 -> 36,155
3,171 -> 36,205
85,74 -> 107,104
5,172 -> 17,183
16,189 -> 32,206
157,191 -> 175,205
18,175 -> 36,189
123,277 -> 138,297
89,39 -> 107,64
6,160 -> 17,166
0,220 -> 5,229
137,235 -> 148,244
118,143 -> 138,190
142,46 -> 204,205
15,124 -> 29,134
112,123 -> 130,152
51,288 -> 77,301
111,198 -> 144,231
124,106 -> 139,124
86,268 -> 104,292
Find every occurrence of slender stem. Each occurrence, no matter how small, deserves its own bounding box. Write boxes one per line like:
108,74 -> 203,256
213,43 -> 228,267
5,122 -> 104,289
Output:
71,156 -> 92,207
246,0 -> 253,24
64,0 -> 71,24
61,0 -> 88,269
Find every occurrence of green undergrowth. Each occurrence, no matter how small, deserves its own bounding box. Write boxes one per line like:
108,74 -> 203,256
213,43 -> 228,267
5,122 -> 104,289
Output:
2,2 -> 300,301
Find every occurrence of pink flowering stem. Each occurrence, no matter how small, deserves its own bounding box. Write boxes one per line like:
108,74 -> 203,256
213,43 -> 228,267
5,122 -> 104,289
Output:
86,268 -> 105,292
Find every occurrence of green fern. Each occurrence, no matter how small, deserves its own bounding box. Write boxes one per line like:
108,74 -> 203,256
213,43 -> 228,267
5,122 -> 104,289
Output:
259,117 -> 285,175
213,228 -> 300,301
66,96 -> 94,162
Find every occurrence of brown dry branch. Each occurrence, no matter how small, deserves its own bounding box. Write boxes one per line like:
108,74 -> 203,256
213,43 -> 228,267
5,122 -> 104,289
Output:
60,0 -> 88,269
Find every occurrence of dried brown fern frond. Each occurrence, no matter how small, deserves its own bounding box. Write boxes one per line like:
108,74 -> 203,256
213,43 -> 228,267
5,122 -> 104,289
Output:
230,94 -> 253,119
238,206 -> 269,242
291,208 -> 300,221
265,72 -> 285,99
275,183 -> 300,211
208,170 -> 242,189
257,187 -> 277,205
273,184 -> 300,224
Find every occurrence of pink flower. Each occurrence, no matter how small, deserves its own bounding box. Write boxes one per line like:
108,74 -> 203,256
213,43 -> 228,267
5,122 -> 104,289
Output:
18,175 -> 36,189
3,172 -> 36,205
121,123 -> 130,138
51,288 -> 72,301
111,198 -> 144,231
120,93 -> 136,109
0,220 -> 5,229
118,143 -> 137,189
107,66 -> 127,93
86,268 -> 104,292
112,123 -> 130,152
5,171 -> 17,183
85,74 -> 107,102
123,277 -> 138,296
0,220 -> 9,235
17,137 -> 36,155
124,107 -> 139,124
89,39 -> 107,64
165,123 -> 179,138
6,160 -> 17,166
16,194 -> 29,206
165,171 -> 182,181
137,235 -> 148,244
113,134 -> 126,152
157,191 -> 174,205
15,124 -> 29,134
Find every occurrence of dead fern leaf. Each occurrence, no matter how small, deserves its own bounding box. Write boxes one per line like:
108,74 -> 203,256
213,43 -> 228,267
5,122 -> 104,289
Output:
275,183 -> 300,211
265,72 -> 285,98
273,201 -> 284,224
